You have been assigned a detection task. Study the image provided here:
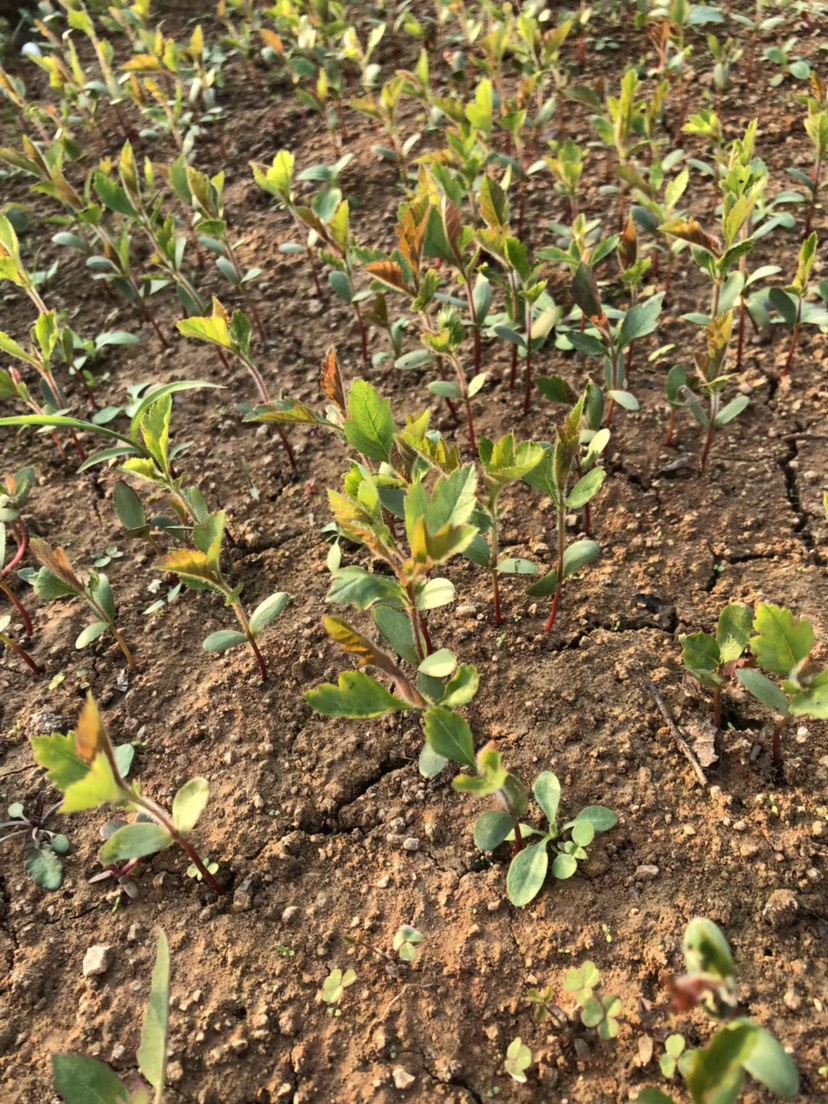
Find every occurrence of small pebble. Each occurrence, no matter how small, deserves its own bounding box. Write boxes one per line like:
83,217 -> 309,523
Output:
82,945 -> 113,977
634,864 -> 660,881
392,1067 -> 416,1090
402,837 -> 420,852
762,889 -> 799,930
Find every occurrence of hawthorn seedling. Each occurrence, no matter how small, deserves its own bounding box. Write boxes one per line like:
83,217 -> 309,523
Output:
32,694 -> 222,894
26,537 -> 134,666
155,510 -> 290,682
0,791 -> 70,890
736,603 -> 828,768
52,930 -> 171,1104
769,232 -> 818,382
523,395 -> 606,632
680,602 -> 753,727
678,312 -> 748,472
632,917 -> 799,1104
424,708 -> 617,907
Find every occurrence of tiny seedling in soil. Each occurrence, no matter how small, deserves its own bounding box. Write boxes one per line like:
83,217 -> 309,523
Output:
32,694 -> 223,894
392,925 -> 424,964
680,602 -> 753,727
0,613 -> 40,674
423,707 -> 617,907
0,791 -> 70,890
52,930 -> 170,1104
768,232 -> 818,382
26,537 -> 134,667
504,1037 -> 533,1083
632,917 -> 799,1104
736,603 -> 828,768
318,968 -> 357,1015
564,961 -> 622,1039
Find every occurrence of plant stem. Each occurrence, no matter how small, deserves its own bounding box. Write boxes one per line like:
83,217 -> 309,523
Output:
522,312 -> 534,415
87,594 -> 134,668
0,579 -> 33,638
233,600 -> 267,682
0,633 -> 40,674
781,298 -> 802,381
713,686 -> 722,729
130,791 -> 224,895
490,503 -> 502,625
544,502 -> 566,633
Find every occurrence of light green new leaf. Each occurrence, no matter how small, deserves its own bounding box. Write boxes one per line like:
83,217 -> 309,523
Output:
750,603 -> 814,677
681,632 -> 722,686
31,732 -> 89,789
742,1024 -> 799,1097
418,648 -> 456,678
533,771 -> 561,825
138,931 -> 170,1093
343,379 -> 395,462
172,778 -> 209,834
61,754 -> 123,813
716,603 -> 753,665
26,846 -> 64,890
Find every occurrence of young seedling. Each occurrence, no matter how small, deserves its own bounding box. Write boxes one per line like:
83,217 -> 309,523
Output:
564,961 -> 623,1039
680,602 -> 753,728
424,707 -> 617,907
26,537 -> 134,666
736,603 -> 828,768
392,925 -> 424,964
32,694 -> 222,894
467,434 -> 545,625
660,1035 -> 687,1079
797,88 -> 828,236
504,1037 -> 533,1083
52,930 -> 171,1104
155,511 -> 290,682
523,395 -> 606,632
632,917 -> 799,1104
769,232 -> 818,382
0,791 -> 70,889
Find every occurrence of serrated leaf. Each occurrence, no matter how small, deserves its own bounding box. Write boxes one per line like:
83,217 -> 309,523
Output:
343,379 -> 395,463
26,845 -> 64,890
424,706 -> 476,768
305,671 -> 411,718
750,603 -> 813,678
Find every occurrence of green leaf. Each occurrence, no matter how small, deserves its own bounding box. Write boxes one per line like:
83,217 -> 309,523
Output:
343,379 -> 395,463
113,483 -> 147,533
634,1092 -> 677,1104
438,664 -> 480,708
742,1024 -> 799,1097
683,1022 -> 755,1104
249,592 -> 291,636
415,577 -> 456,610
571,819 -> 595,847
373,605 -> 419,665
619,294 -> 664,347
138,931 -> 170,1093
714,397 -> 749,428
533,772 -> 561,826
496,557 -> 538,575
580,994 -> 605,1026
737,668 -> 790,716
474,810 -> 516,851
31,732 -> 88,789
506,839 -> 549,907
172,778 -> 209,835
551,852 -> 578,879
418,648 -> 456,677
52,1054 -> 129,1104
423,706 -> 476,769
327,567 -> 403,609
716,603 -> 753,665
750,603 -> 814,678
563,539 -> 601,578
572,262 -> 601,318
61,754 -> 122,813
76,621 -> 110,650
26,846 -> 64,890
576,806 -> 618,832
681,632 -> 722,686
683,917 -> 735,979
203,630 -> 248,653
100,822 -> 173,864
789,671 -> 828,718
565,468 -> 605,509
305,671 -> 411,718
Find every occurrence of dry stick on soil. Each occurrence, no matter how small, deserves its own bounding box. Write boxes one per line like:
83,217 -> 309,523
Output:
641,676 -> 708,787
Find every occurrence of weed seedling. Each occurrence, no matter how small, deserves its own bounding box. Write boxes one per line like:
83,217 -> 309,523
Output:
318,968 -> 357,1015
0,791 -> 70,889
504,1037 -> 532,1083
393,925 -> 424,964
32,694 -> 223,894
564,961 -> 622,1039
52,931 -> 171,1104
632,917 -> 799,1103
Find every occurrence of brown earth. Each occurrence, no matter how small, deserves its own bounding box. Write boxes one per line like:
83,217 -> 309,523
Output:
0,3 -> 827,1103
